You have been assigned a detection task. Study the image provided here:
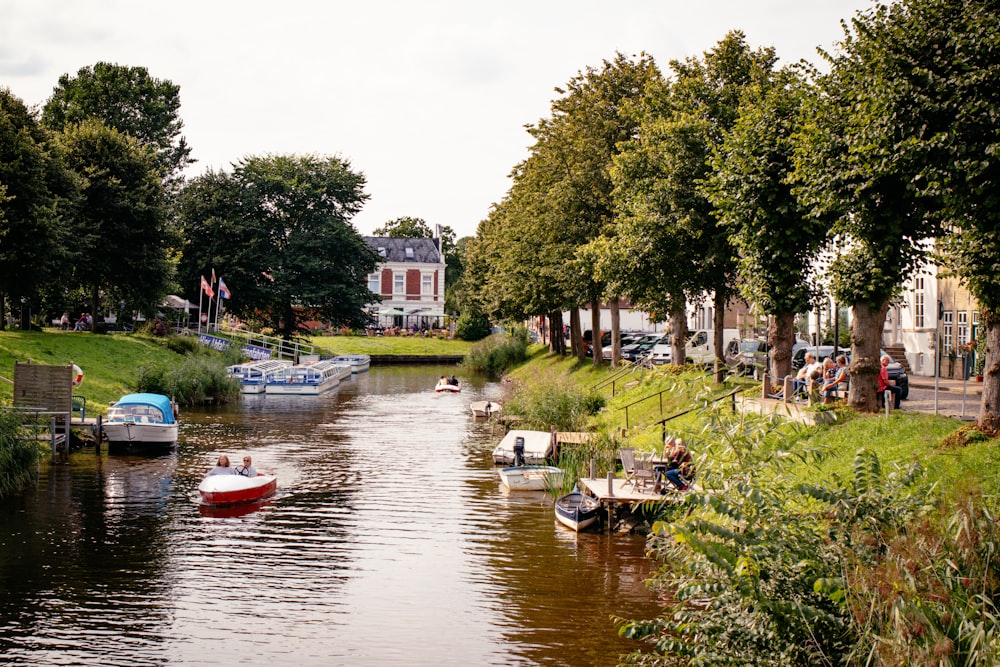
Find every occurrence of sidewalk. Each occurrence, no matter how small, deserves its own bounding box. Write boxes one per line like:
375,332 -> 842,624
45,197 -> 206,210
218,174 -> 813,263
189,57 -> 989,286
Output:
903,375 -> 982,420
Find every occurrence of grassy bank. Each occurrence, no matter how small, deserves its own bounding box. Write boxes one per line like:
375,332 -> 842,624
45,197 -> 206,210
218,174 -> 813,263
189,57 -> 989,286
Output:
308,334 -> 471,357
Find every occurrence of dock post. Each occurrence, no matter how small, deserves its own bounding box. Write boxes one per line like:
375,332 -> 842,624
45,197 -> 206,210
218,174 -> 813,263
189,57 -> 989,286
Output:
95,414 -> 102,454
607,471 -> 614,498
590,459 -> 595,479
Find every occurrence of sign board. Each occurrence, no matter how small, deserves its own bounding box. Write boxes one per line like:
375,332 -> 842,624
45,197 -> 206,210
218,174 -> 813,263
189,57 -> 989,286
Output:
13,361 -> 72,412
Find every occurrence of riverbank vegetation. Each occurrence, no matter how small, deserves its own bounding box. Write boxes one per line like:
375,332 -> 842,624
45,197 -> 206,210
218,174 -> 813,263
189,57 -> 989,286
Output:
462,328 -> 530,377
501,348 -> 1000,664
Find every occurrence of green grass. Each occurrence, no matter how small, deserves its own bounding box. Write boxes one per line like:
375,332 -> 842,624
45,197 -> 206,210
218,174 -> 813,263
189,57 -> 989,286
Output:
308,334 -> 472,356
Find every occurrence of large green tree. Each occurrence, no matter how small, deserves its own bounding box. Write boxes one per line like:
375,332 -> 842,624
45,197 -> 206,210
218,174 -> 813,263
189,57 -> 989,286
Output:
705,68 -> 825,380
0,88 -> 80,328
42,62 -> 193,188
178,154 -> 378,339
57,119 -> 174,318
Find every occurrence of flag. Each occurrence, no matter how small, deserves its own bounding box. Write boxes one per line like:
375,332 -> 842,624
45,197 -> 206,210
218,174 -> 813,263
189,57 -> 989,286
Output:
201,275 -> 214,299
218,278 -> 231,300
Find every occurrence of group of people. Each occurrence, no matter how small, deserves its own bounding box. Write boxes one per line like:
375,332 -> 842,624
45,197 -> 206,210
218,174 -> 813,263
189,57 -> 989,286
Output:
206,455 -> 258,477
439,374 -> 459,386
793,352 -> 850,404
62,311 -> 91,331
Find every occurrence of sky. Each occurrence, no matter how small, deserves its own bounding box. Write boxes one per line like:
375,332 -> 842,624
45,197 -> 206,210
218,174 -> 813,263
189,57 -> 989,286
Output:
1,0 -> 877,239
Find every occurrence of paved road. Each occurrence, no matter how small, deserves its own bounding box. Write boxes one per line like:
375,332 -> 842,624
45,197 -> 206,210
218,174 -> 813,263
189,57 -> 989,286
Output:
901,377 -> 982,421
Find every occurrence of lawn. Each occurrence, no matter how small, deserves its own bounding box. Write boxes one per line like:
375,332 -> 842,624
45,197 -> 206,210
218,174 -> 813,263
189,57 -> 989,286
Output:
307,334 -> 472,356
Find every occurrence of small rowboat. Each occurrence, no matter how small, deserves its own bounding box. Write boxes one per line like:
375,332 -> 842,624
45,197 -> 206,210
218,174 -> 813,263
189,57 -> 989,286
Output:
470,401 -> 501,418
198,474 -> 277,506
499,465 -> 564,491
435,379 -> 460,393
555,487 -> 601,532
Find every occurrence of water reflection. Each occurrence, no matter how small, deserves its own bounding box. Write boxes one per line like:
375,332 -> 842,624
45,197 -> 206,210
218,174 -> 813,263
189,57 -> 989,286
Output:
0,365 -> 662,666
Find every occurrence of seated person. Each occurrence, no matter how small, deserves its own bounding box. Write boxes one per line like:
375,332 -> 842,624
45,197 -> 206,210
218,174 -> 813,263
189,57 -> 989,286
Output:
807,370 -> 823,404
793,352 -> 822,395
658,437 -> 694,492
877,354 -> 902,409
236,456 -> 258,477
821,354 -> 849,403
448,374 -> 459,386
205,455 -> 235,476
819,357 -> 838,404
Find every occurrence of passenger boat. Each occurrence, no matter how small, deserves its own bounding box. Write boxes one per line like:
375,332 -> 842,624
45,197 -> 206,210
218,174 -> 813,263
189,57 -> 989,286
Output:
103,393 -> 178,450
491,429 -> 554,465
198,473 -> 277,506
435,378 -> 461,393
554,487 -> 601,531
499,465 -> 564,492
265,360 -> 347,395
227,359 -> 293,394
333,354 -> 371,373
469,400 -> 502,419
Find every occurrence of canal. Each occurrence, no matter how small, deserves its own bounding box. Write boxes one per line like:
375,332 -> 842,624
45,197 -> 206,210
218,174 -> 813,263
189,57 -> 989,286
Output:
0,365 -> 663,666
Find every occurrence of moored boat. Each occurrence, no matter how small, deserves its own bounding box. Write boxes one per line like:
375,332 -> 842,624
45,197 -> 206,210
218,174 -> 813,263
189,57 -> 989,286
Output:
333,354 -> 371,373
227,359 -> 293,394
499,465 -> 564,491
555,487 -> 601,531
103,393 -> 178,450
491,429 -> 554,465
470,400 -> 502,419
265,359 -> 345,395
198,474 -> 277,506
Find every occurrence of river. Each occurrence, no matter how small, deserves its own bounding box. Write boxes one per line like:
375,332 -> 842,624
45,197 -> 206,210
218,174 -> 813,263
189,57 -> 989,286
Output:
0,365 -> 663,666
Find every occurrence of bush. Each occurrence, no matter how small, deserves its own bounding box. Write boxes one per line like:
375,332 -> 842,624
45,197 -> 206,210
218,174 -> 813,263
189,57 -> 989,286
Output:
464,330 -> 528,377
0,410 -> 42,498
454,312 -> 491,341
136,353 -> 240,406
504,374 -> 605,432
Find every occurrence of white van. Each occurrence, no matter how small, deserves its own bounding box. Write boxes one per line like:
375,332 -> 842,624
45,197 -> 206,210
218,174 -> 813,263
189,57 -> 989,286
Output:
651,329 -> 739,365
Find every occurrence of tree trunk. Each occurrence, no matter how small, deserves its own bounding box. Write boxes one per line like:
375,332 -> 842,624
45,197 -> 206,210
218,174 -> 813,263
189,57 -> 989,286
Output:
571,308 -> 584,361
670,306 -> 687,366
610,298 -> 621,368
848,300 -> 888,413
591,298 -> 602,367
0,293 -> 5,331
548,311 -> 565,355
713,291 -> 727,382
769,312 -> 795,382
978,308 -> 1000,434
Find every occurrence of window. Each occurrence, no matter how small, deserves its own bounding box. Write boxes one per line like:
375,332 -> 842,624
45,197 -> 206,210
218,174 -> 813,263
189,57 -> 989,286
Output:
913,277 -> 925,328
421,274 -> 433,295
393,273 -> 404,294
973,310 -> 981,341
377,246 -> 387,258
958,311 -> 969,348
405,246 -> 414,260
368,273 -> 380,293
942,311 -> 953,353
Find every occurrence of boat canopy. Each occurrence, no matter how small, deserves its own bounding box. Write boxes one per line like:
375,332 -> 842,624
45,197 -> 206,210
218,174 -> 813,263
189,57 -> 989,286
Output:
112,393 -> 176,424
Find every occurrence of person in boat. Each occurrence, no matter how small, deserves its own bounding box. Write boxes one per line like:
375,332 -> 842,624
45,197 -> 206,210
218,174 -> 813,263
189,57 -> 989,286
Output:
236,456 -> 258,477
659,438 -> 694,492
448,374 -> 459,386
206,455 -> 236,476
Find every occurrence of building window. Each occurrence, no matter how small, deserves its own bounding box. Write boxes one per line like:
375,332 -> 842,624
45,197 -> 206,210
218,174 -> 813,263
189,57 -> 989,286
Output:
368,273 -> 380,293
973,310 -> 981,341
421,274 -> 433,295
958,311 -> 969,348
393,273 -> 405,294
913,277 -> 925,328
942,311 -> 953,353
405,246 -> 414,260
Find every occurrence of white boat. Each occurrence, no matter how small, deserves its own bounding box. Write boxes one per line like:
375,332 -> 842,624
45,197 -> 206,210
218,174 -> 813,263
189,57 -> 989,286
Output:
199,474 -> 277,506
227,359 -> 293,394
555,488 -> 601,531
435,378 -> 461,393
265,359 -> 346,395
333,354 -> 371,373
491,429 -> 554,465
499,465 -> 564,491
103,393 -> 178,450
470,401 -> 502,419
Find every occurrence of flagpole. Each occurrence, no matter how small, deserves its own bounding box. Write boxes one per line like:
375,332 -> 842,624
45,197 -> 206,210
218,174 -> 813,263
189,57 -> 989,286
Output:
197,278 -> 204,336
210,269 -> 217,332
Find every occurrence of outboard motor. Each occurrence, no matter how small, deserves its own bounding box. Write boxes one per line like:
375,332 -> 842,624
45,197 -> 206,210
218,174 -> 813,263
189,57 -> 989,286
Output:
513,436 -> 525,467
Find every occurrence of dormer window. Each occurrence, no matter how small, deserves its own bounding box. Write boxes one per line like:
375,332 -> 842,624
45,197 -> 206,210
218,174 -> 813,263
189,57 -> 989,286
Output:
405,247 -> 414,259
377,247 -> 387,257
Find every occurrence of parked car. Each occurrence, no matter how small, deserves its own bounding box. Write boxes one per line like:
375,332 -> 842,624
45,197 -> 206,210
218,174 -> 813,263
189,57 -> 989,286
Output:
602,332 -> 644,360
622,333 -> 664,363
791,345 -> 909,399
737,339 -> 771,376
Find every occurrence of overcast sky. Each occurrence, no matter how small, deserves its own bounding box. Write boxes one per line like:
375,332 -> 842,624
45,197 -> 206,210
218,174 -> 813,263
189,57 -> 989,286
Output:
1,0 -> 876,239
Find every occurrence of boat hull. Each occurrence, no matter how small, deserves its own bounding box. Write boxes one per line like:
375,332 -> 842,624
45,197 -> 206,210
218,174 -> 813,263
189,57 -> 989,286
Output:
470,401 -> 501,418
555,491 -> 601,531
103,393 -> 178,450
435,382 -> 460,393
499,465 -> 564,491
103,422 -> 178,448
334,355 -> 370,373
492,430 -> 554,465
198,475 -> 277,506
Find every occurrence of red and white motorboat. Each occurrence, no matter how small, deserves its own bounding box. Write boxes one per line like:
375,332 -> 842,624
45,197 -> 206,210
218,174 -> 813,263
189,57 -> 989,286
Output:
435,379 -> 460,393
198,474 -> 277,506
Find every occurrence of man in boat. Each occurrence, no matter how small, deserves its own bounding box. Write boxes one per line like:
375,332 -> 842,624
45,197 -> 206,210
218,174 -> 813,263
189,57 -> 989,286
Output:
448,374 -> 459,386
206,455 -> 236,476
236,456 -> 258,477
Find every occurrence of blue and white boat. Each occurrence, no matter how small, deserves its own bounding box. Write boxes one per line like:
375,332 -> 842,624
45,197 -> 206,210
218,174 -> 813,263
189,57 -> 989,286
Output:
103,393 -> 178,449
333,354 -> 371,373
555,487 -> 601,532
265,359 -> 348,395
227,359 -> 293,394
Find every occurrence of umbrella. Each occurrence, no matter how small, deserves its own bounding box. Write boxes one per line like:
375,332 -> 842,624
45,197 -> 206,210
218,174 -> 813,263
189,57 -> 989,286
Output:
378,308 -> 406,316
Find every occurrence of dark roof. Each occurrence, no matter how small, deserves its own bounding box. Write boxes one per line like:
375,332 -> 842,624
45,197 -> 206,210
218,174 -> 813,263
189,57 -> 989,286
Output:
364,236 -> 442,263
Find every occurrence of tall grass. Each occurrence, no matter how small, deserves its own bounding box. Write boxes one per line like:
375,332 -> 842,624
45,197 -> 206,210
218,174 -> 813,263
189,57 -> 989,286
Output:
0,410 -> 42,498
136,350 -> 240,406
463,329 -> 529,377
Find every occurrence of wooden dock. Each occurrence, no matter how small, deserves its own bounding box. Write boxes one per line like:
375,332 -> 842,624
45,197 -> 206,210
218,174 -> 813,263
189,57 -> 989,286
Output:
578,476 -> 676,504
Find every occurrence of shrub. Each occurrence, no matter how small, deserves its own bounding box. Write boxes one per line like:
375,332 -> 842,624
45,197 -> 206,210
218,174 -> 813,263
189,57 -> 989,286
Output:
504,374 -> 605,432
464,331 -> 528,377
136,353 -> 240,406
0,410 -> 42,498
454,312 -> 491,341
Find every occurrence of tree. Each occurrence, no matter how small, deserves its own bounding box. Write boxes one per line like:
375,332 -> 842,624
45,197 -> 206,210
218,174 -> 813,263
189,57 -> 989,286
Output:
0,87 -> 80,328
178,154 -> 378,339
42,62 -> 193,187
793,4 -> 944,412
705,68 -> 825,380
57,119 -> 174,319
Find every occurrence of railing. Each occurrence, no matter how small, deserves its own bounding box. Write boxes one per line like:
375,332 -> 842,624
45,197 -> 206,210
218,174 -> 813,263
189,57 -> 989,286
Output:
200,325 -> 316,361
2,407 -> 71,463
